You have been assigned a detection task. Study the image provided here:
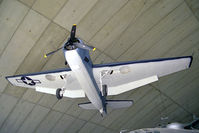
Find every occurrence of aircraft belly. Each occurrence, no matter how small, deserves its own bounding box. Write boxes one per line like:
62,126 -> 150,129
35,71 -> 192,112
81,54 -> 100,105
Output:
74,69 -> 102,109
65,50 -> 103,110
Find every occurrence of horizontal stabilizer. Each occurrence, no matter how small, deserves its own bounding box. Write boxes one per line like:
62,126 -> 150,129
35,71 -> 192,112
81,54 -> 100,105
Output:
78,100 -> 133,110
78,102 -> 96,110
106,100 -> 133,109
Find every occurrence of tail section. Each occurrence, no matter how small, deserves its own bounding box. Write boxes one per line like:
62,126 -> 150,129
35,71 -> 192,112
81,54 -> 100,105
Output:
106,100 -> 133,109
78,100 -> 133,117
78,100 -> 133,110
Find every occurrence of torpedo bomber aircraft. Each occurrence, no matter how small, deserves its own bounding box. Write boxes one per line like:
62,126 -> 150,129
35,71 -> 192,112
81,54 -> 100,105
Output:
6,24 -> 193,116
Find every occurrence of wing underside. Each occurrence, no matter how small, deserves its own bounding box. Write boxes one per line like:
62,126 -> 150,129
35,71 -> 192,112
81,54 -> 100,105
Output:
93,56 -> 192,95
6,56 -> 192,97
6,68 -> 85,98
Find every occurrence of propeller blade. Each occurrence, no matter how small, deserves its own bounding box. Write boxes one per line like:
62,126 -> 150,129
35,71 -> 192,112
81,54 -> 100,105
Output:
70,24 -> 76,41
44,47 -> 63,58
74,43 -> 96,51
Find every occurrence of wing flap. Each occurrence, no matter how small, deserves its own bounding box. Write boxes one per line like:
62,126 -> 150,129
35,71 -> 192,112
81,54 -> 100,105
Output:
36,87 -> 85,98
108,75 -> 158,95
63,90 -> 85,98
36,87 -> 56,95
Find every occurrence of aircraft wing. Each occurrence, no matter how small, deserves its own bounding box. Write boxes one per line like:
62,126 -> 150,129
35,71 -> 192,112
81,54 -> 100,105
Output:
93,56 -> 192,95
6,68 -> 85,98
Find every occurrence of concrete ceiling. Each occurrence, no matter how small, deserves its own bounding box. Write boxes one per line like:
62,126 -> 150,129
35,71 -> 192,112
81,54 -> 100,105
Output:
0,0 -> 199,132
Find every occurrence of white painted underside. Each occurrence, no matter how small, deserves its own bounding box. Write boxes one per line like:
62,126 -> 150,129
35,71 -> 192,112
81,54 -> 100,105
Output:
36,87 -> 85,98
6,56 -> 191,98
94,57 -> 191,95
108,75 -> 158,95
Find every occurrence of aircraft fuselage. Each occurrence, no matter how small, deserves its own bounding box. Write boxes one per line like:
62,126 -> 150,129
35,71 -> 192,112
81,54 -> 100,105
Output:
64,47 -> 106,114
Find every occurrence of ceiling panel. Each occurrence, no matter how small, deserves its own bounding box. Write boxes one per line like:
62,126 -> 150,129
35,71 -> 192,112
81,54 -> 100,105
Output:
0,0 -> 198,132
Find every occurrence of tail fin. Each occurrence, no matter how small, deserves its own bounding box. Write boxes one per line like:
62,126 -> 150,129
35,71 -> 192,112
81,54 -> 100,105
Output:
106,100 -> 133,109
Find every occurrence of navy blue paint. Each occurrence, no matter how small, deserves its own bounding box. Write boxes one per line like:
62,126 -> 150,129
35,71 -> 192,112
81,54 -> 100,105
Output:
93,56 -> 193,68
21,76 -> 36,86
189,56 -> 193,67
6,68 -> 71,79
16,76 -> 41,86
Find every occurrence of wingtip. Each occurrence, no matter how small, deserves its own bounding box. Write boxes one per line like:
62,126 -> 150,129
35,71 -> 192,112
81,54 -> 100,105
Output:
5,75 -> 12,80
5,76 -> 14,85
188,56 -> 193,68
5,76 -> 9,80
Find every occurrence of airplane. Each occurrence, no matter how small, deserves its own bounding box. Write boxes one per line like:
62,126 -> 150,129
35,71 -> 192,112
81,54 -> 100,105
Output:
121,127 -> 199,133
120,117 -> 199,133
6,24 -> 193,116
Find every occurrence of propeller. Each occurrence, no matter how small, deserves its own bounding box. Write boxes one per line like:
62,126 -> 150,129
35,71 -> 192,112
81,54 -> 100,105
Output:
74,42 -> 96,51
44,46 -> 63,58
70,24 -> 76,42
44,24 -> 96,58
